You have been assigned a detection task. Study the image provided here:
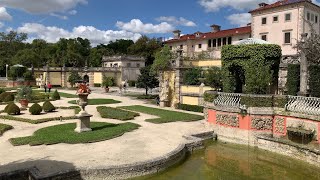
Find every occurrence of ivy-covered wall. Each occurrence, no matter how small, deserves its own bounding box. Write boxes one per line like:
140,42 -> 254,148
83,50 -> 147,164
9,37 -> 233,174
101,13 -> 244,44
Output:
309,65 -> 320,97
221,44 -> 282,94
286,64 -> 300,96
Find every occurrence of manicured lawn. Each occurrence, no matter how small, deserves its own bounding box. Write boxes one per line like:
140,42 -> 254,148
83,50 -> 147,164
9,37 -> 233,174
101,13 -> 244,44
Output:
10,122 -> 140,146
0,123 -> 13,135
97,106 -> 139,121
119,105 -> 204,124
33,90 -> 78,98
68,99 -> 121,105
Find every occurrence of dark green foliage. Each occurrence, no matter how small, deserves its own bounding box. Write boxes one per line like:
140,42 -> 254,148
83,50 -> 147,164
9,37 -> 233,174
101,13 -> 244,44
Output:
137,66 -> 159,95
120,105 -> 203,124
151,45 -> 172,72
29,103 -> 42,115
8,66 -> 27,80
3,93 -> 14,102
183,68 -> 202,85
136,94 -> 158,99
97,106 -> 139,120
273,95 -> 288,108
10,122 -> 140,146
94,83 -> 101,87
286,64 -> 300,95
51,90 -> 60,100
0,92 -> 15,102
102,76 -> 114,87
68,71 -> 82,87
0,88 -> 5,95
128,80 -> 136,87
177,104 -> 203,113
205,66 -> 223,90
221,44 -> 282,94
309,65 -> 320,97
16,86 -> 33,101
23,70 -> 35,80
204,91 -> 218,102
31,93 -> 49,101
240,96 -> 273,107
43,101 -> 56,112
6,103 -> 20,115
4,103 -> 14,113
0,123 -> 13,135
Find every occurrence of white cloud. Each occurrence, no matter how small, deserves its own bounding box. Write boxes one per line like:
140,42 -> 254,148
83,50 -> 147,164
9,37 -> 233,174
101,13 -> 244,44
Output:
116,19 -> 174,34
0,7 -> 12,20
198,0 -> 277,12
68,10 -> 77,15
156,16 -> 196,27
50,13 -> 68,20
17,23 -> 142,46
0,22 -> 4,28
226,13 -> 251,26
0,0 -> 87,14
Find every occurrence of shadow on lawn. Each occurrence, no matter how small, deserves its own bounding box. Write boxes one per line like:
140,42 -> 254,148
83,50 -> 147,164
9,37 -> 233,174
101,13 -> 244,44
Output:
0,159 -> 83,180
91,124 -> 118,131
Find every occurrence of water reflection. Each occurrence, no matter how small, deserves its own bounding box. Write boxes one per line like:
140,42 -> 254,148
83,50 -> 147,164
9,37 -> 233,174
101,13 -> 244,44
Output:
136,142 -> 320,180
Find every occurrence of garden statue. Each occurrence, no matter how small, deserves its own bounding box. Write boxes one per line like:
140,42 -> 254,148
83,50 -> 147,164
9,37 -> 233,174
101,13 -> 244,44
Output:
75,83 -> 92,133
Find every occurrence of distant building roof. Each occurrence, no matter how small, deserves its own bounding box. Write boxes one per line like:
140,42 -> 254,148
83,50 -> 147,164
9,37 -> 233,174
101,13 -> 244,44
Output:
102,55 -> 145,62
165,26 -> 251,44
249,0 -> 314,13
235,38 -> 271,45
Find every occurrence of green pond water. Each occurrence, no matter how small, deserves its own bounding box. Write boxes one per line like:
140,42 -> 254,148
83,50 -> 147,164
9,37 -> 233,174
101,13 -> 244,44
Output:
135,142 -> 320,180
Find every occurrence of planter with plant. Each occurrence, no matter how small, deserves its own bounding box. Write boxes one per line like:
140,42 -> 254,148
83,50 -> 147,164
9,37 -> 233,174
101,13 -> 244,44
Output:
16,86 -> 33,109
102,76 -> 114,93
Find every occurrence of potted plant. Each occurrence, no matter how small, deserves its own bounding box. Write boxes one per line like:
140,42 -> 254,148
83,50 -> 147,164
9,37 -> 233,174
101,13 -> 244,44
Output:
102,76 -> 114,93
76,83 -> 91,112
16,86 -> 33,109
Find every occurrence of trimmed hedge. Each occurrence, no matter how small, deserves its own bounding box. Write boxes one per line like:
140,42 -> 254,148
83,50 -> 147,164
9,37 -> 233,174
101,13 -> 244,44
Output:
51,90 -> 60,100
287,64 -> 300,95
309,65 -> 320,97
6,103 -> 20,115
204,92 -> 218,102
43,101 -> 56,112
29,103 -> 42,115
3,93 -> 14,102
128,80 -> 136,87
0,92 -> 15,102
94,83 -> 101,87
240,96 -> 273,107
0,123 -> 13,136
97,106 -> 139,121
177,103 -> 203,113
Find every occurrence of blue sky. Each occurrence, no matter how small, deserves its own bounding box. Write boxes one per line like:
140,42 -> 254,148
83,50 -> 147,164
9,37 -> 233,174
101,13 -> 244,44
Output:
0,0 -> 307,45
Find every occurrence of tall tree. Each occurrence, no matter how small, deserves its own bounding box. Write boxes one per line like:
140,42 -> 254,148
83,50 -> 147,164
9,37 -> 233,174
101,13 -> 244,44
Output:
136,66 -> 159,95
107,39 -> 134,55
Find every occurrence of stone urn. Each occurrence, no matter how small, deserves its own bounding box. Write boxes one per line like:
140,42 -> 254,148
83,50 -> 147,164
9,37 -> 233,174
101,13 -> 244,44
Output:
19,99 -> 29,109
287,127 -> 314,144
75,93 -> 92,133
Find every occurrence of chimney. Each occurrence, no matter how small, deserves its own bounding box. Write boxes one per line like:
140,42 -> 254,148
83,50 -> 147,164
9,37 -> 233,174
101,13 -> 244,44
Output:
259,3 -> 268,7
173,30 -> 181,39
210,24 -> 221,33
247,23 -> 251,26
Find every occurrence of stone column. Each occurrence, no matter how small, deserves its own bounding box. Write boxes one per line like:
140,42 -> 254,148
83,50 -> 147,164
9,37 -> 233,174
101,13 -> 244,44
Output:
89,72 -> 94,87
45,65 -> 50,85
199,83 -> 205,106
173,56 -> 182,108
298,33 -> 309,96
61,66 -> 67,87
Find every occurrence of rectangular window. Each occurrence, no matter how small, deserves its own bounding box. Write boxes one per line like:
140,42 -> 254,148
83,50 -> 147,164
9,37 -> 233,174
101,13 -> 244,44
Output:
311,14 -> 315,22
217,38 -> 222,47
316,15 -> 318,23
262,17 -> 267,25
228,37 -> 232,44
273,16 -> 278,22
307,12 -> 310,21
284,32 -> 291,44
198,44 -> 202,49
213,39 -> 217,47
222,37 -> 227,45
285,13 -> 291,21
261,35 -> 267,41
208,39 -> 212,48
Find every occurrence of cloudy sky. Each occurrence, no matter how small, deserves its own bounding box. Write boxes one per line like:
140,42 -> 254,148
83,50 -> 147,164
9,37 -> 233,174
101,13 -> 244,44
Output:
0,0 -> 318,45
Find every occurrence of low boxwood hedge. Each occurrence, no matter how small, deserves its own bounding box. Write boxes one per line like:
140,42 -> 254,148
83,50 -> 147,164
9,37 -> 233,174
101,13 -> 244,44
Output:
177,103 -> 203,113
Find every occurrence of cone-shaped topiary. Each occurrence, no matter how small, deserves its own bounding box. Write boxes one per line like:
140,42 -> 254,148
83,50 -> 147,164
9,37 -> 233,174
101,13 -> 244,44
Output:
51,90 -> 60,100
0,92 -> 13,102
43,101 -> 56,112
4,102 -> 14,113
29,103 -> 42,115
6,103 -> 20,115
3,93 -> 14,102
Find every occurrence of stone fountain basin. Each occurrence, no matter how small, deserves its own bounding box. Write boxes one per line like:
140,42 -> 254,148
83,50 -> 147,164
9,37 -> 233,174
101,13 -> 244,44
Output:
287,127 -> 314,144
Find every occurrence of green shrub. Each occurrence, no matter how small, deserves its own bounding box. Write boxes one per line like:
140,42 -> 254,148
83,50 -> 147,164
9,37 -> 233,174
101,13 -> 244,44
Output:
137,95 -> 158,99
3,93 -> 14,102
286,64 -> 300,95
16,86 -> 33,101
94,83 -> 101,87
204,92 -> 218,102
0,88 -> 5,95
31,93 -> 49,101
128,80 -> 136,87
43,101 -> 56,112
177,104 -> 203,113
183,67 -> 202,85
51,90 -> 60,100
6,103 -> 20,115
273,95 -> 288,108
309,65 -> 320,97
241,96 -> 273,107
205,66 -> 223,90
102,76 -> 114,88
29,103 -> 42,115
4,103 -> 14,113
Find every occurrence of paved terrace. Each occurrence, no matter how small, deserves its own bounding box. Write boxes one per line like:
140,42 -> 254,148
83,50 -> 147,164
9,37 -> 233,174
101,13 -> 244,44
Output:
0,89 -> 210,177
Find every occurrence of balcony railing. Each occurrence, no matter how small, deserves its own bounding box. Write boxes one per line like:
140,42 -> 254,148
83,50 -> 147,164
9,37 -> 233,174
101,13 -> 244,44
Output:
214,92 -> 242,108
286,96 -> 320,116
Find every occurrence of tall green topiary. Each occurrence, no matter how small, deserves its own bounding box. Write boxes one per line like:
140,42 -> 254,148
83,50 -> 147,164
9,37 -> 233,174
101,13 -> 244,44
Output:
6,103 -> 20,115
29,103 -> 42,115
309,65 -> 320,97
4,103 -> 14,113
3,93 -> 14,102
0,92 -> 14,102
43,101 -> 56,112
51,90 -> 60,100
286,64 -> 300,95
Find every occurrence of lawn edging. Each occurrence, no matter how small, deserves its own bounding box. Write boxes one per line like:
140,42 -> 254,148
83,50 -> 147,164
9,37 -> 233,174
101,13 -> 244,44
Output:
97,106 -> 139,121
0,123 -> 13,136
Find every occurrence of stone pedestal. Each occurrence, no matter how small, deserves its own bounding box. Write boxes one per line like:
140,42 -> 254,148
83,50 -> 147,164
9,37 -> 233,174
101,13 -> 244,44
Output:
75,112 -> 92,133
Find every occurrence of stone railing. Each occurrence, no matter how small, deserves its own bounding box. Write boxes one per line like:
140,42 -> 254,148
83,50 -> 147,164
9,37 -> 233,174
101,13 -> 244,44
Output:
214,92 -> 242,108
286,96 -> 320,116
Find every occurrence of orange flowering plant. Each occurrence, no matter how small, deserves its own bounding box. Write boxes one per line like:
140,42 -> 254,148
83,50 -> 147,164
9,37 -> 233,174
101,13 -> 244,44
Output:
77,83 -> 91,94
